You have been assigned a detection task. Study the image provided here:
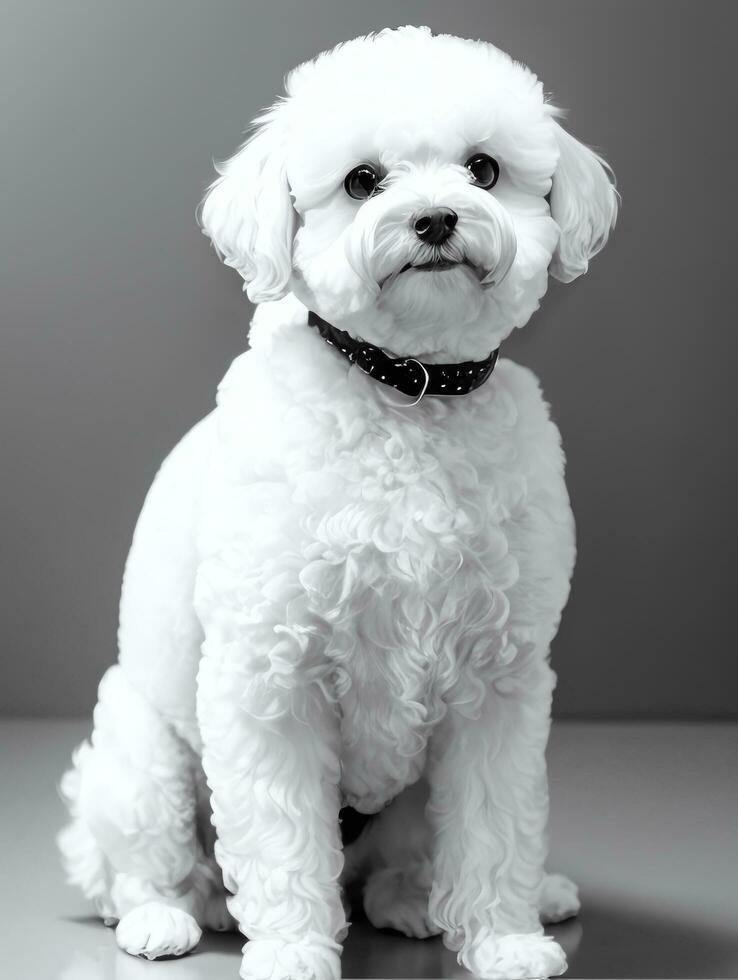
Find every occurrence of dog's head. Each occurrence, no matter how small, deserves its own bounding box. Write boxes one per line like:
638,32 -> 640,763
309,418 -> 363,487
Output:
200,26 -> 618,361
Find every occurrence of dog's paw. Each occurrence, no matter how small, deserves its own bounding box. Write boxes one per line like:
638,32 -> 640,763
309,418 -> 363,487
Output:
240,935 -> 341,980
115,902 -> 201,959
363,864 -> 440,939
539,873 -> 580,925
459,931 -> 567,980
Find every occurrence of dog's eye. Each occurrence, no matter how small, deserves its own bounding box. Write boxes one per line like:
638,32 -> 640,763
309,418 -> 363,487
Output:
344,164 -> 381,200
465,153 -> 500,189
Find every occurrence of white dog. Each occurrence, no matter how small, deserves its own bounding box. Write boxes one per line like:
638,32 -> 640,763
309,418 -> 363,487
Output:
58,25 -> 617,980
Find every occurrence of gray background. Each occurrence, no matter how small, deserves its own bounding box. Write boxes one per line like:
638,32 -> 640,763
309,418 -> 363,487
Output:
2,0 -> 736,718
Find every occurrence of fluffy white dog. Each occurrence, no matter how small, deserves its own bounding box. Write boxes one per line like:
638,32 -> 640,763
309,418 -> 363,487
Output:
58,25 -> 617,980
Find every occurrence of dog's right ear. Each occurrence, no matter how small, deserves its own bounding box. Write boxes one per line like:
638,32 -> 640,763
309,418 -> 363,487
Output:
548,118 -> 619,284
198,106 -> 295,303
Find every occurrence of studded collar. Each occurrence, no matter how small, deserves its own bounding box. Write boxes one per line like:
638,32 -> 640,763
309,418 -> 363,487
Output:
307,311 -> 499,405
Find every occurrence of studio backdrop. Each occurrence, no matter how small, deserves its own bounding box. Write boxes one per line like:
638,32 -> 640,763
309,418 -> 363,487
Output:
1,0 -> 736,719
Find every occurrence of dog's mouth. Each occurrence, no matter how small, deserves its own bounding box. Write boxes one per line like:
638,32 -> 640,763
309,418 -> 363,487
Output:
378,256 -> 487,291
400,258 -> 465,274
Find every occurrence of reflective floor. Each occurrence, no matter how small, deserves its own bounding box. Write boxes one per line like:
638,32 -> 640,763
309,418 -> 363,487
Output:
2,720 -> 736,979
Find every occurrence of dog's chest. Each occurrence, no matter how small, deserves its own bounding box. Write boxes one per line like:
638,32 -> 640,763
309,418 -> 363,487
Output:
201,352 -> 538,810
286,396 -> 525,810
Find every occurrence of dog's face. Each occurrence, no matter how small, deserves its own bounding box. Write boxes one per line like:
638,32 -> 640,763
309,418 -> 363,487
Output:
201,26 -> 618,361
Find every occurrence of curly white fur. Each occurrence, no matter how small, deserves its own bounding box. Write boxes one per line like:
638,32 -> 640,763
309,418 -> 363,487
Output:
58,25 -> 617,980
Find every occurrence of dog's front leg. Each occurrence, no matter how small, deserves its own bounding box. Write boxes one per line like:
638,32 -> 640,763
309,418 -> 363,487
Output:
196,610 -> 345,980
427,659 -> 567,980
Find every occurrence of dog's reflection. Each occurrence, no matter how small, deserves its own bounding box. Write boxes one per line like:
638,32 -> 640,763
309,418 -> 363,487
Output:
57,920 -> 583,980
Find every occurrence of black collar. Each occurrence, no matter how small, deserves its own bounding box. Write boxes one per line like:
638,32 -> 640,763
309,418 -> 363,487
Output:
307,311 -> 499,403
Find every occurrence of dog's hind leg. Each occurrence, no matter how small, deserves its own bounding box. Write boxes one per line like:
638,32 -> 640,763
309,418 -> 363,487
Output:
58,416 -> 223,957
343,780 -> 440,939
59,665 -> 216,959
538,872 -> 580,924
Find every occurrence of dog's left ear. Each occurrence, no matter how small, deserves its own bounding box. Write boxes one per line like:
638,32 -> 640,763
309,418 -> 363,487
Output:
199,106 -> 295,303
548,119 -> 619,283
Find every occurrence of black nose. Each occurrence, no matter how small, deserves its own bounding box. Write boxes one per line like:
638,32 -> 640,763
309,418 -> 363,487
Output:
413,207 -> 458,245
